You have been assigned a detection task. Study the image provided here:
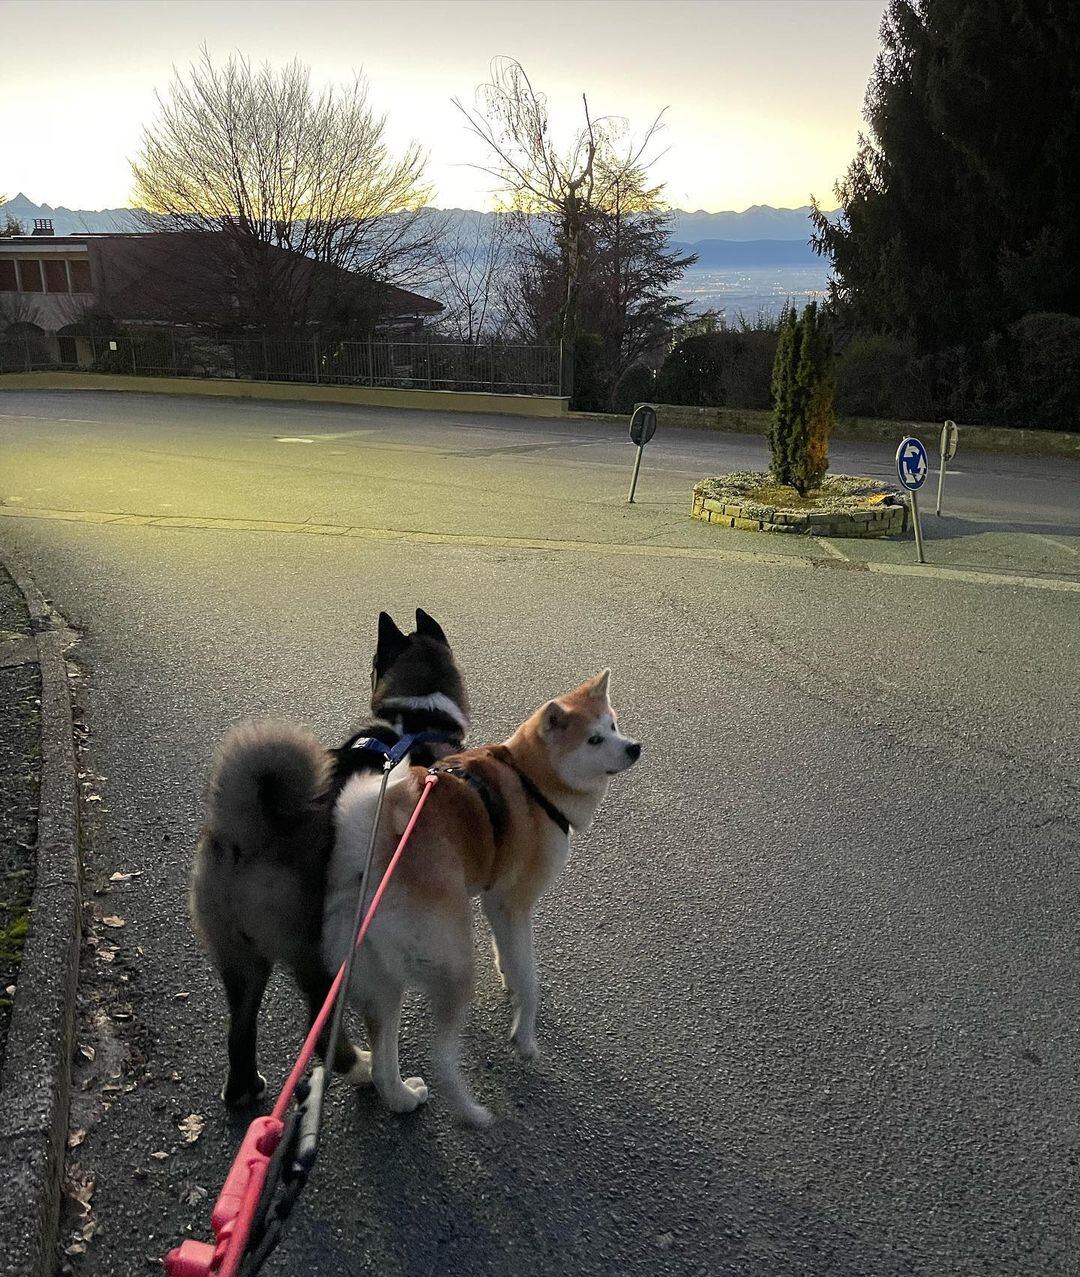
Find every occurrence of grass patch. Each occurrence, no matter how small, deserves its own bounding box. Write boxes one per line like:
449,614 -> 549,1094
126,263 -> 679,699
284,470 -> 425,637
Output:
0,911 -> 29,964
745,483 -> 822,510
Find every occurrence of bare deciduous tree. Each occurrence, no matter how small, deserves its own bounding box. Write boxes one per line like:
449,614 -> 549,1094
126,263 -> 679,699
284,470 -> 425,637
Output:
453,58 -> 668,378
131,50 -> 435,329
429,211 -> 516,343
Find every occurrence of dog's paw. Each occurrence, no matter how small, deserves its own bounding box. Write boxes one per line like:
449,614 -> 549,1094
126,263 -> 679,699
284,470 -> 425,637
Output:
510,1013 -> 540,1060
381,1075 -> 428,1113
342,1047 -> 372,1086
459,1100 -> 494,1128
404,1075 -> 429,1103
221,1071 -> 267,1108
511,1028 -> 540,1060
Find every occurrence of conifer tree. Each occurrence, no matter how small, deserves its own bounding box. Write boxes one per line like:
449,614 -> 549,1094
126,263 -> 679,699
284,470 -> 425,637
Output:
769,302 -> 836,496
811,0 -> 1080,351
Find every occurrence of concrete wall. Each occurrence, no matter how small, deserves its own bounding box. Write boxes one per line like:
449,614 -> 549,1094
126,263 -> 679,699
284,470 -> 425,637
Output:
0,370 -> 570,418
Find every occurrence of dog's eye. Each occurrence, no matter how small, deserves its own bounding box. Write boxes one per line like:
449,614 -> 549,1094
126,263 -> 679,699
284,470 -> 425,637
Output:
588,734 -> 603,746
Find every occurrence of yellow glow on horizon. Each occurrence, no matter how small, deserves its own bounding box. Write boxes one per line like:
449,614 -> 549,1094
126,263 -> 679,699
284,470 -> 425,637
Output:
1,0 -> 884,215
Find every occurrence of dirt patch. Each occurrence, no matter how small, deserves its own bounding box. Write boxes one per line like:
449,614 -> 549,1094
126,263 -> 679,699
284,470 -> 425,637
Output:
0,570 -> 40,1074
695,471 -> 898,518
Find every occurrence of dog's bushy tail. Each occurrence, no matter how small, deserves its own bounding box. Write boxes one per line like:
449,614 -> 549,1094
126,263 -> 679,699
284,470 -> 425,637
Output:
205,721 -> 334,855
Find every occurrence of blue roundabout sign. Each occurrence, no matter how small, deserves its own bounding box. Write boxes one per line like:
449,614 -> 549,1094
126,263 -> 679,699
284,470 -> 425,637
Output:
896,436 -> 929,491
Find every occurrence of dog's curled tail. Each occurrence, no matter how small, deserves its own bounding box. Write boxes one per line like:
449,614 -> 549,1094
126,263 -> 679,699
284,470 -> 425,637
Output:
206,720 -> 334,851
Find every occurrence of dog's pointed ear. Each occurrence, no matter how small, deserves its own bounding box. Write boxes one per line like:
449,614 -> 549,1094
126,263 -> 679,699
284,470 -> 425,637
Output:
540,700 -> 570,737
585,669 -> 611,700
376,611 -> 407,659
414,608 -> 449,646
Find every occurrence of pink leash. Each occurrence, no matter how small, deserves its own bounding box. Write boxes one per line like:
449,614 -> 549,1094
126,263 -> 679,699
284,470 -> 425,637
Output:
165,772 -> 440,1277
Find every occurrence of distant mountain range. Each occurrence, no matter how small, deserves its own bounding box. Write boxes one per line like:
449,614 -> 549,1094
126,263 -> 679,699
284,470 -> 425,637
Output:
1,192 -> 139,235
671,205 -> 828,242
1,193 -> 833,258
1,193 -> 833,316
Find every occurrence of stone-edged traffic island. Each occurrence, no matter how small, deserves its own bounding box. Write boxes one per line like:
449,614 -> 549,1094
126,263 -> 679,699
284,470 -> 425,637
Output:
691,471 -> 908,538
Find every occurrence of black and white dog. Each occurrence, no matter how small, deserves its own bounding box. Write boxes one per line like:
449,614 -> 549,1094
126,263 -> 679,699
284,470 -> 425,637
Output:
332,609 -> 470,793
189,609 -> 470,1107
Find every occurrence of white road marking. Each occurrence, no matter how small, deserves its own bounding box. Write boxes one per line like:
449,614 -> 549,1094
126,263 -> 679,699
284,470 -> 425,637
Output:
865,561 -> 1080,592
1032,533 -> 1079,557
0,413 -> 105,426
2,504 -> 1078,592
304,429 -> 378,441
818,538 -> 850,562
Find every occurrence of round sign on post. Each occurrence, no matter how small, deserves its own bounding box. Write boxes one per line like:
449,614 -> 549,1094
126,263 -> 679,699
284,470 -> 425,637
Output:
629,404 -> 658,447
626,403 -> 658,503
896,437 -> 929,490
896,436 -> 928,563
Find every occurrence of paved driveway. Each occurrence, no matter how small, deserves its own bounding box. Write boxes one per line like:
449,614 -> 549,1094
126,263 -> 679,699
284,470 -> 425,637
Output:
0,391 -> 1077,1277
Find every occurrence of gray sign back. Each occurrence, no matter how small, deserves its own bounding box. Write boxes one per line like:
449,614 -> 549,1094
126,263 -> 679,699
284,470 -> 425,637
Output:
629,404 -> 658,446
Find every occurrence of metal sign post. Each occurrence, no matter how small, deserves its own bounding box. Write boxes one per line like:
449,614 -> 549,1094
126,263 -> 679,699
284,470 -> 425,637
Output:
896,436 -> 929,563
935,420 -> 959,516
627,404 -> 658,503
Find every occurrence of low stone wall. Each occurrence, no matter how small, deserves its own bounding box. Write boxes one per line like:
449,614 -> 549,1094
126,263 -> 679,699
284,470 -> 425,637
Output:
573,404 -> 1080,458
691,483 -> 907,538
0,371 -> 571,419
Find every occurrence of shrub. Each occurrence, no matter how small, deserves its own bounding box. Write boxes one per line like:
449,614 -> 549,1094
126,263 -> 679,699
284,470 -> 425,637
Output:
769,302 -> 836,495
996,312 -> 1080,431
567,332 -> 609,413
727,327 -> 780,409
657,332 -> 740,406
835,332 -> 932,420
612,364 -> 657,414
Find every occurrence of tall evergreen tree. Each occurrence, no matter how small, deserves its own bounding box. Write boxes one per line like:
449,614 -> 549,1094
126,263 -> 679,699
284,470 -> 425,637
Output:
769,303 -> 835,495
811,1 -> 1080,353
769,305 -> 799,485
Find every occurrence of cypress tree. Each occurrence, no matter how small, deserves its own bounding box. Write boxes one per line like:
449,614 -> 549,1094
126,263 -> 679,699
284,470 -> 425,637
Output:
769,302 -> 836,496
769,304 -> 798,485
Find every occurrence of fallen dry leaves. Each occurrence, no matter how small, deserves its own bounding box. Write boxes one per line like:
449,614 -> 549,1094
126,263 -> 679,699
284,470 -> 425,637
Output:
178,1113 -> 205,1144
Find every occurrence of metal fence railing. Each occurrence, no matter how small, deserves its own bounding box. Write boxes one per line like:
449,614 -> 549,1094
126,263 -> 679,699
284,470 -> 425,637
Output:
0,329 -> 561,397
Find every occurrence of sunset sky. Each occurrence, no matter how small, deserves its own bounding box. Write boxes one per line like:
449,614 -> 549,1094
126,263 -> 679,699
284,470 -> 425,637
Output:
2,0 -> 888,213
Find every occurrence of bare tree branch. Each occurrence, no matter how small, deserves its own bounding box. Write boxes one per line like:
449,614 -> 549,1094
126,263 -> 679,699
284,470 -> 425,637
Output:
130,49 -> 436,329
452,57 -> 670,348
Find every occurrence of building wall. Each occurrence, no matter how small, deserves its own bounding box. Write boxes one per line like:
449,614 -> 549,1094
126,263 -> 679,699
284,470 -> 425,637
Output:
0,243 -> 96,332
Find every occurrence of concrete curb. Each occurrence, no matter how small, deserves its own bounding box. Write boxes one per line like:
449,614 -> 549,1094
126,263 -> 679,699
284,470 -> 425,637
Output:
0,543 -> 82,1277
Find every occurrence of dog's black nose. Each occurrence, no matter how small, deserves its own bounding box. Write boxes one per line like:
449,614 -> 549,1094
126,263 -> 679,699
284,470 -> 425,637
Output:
625,742 -> 642,762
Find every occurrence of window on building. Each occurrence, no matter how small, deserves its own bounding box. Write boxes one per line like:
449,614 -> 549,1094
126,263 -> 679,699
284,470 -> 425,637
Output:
69,259 -> 92,293
44,260 -> 69,293
0,261 -> 16,292
17,261 -> 44,292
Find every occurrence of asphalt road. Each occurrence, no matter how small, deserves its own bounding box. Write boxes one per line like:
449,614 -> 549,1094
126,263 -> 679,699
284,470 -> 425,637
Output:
0,390 -> 1078,1277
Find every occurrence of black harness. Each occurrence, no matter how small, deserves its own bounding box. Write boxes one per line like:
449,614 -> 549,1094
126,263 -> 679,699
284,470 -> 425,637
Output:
329,716 -> 464,805
489,746 -> 572,837
428,762 -> 509,843
431,747 -> 571,840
